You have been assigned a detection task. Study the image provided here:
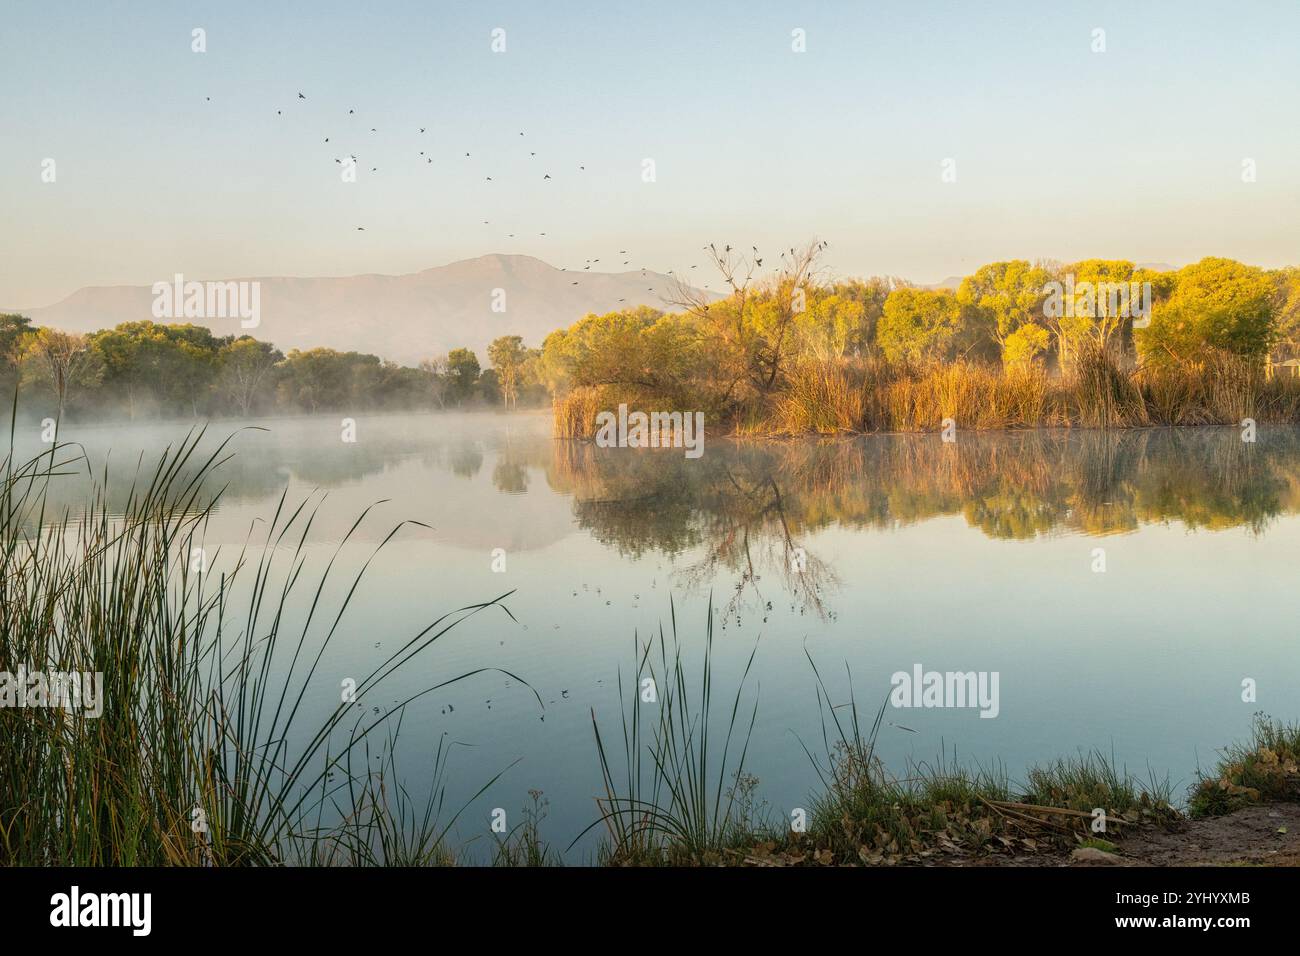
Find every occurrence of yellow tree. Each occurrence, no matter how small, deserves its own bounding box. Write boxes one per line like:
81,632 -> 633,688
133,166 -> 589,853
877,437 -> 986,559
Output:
1135,258 -> 1277,367
487,335 -> 528,408
875,288 -> 963,363
956,260 -> 1053,360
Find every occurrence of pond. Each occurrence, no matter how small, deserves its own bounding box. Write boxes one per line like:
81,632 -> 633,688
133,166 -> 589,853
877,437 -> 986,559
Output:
19,411 -> 1300,861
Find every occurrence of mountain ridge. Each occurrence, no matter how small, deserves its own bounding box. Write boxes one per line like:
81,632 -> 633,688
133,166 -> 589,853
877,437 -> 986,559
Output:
12,254 -> 709,365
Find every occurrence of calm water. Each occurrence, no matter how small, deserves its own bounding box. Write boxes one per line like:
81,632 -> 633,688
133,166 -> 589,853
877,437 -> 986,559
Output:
21,412 -> 1300,860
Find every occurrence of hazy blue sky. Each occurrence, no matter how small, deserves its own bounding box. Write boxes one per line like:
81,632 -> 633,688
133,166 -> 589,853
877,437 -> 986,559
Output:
3,0 -> 1298,307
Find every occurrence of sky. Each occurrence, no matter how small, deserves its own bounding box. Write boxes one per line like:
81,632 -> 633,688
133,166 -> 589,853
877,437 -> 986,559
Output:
3,0 -> 1299,308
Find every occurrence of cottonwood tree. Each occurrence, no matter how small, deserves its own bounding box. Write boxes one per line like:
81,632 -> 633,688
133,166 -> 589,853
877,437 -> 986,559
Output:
1269,267 -> 1300,365
0,313 -> 33,395
956,260 -> 1053,360
29,328 -> 93,419
875,288 -> 963,363
487,335 -> 528,408
217,337 -> 282,416
668,239 -> 827,402
419,354 -> 451,409
445,348 -> 481,405
1136,257 -> 1277,367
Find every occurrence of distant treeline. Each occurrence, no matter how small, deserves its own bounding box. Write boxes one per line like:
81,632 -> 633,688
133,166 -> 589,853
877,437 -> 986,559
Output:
9,249 -> 1300,427
0,317 -> 548,421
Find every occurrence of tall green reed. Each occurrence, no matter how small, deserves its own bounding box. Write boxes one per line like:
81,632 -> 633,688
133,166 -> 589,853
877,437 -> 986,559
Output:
579,597 -> 760,864
0,420 -> 530,865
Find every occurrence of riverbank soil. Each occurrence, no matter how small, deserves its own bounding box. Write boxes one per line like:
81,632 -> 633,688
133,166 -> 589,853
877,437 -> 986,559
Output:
1106,804 -> 1300,866
943,804 -> 1300,867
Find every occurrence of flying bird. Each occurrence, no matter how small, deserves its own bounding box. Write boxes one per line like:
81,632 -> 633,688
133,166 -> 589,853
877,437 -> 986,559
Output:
298,92 -> 306,99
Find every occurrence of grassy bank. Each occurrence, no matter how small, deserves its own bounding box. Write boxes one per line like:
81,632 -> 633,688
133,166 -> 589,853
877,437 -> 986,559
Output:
576,611 -> 1184,867
1189,716 -> 1300,818
573,616 -> 1298,867
554,350 -> 1300,438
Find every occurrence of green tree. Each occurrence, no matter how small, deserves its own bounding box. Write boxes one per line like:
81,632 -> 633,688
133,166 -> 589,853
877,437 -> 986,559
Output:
446,348 -> 481,405
0,314 -> 33,398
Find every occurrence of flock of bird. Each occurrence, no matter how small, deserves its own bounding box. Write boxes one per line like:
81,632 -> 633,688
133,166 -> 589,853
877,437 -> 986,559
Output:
228,89 -> 684,293
207,90 -> 823,304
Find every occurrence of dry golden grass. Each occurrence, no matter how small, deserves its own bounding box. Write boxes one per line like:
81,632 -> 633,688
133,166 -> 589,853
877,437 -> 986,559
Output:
553,350 -> 1300,437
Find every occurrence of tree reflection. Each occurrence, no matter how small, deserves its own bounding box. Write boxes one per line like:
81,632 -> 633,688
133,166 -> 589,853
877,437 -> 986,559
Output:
543,427 -> 1300,616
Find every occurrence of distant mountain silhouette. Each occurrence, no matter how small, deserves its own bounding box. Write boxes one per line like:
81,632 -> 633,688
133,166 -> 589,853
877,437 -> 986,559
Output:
15,254 -> 710,364
927,275 -> 965,290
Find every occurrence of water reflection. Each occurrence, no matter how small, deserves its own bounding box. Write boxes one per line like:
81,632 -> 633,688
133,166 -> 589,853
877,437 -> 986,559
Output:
21,418 -> 1300,591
